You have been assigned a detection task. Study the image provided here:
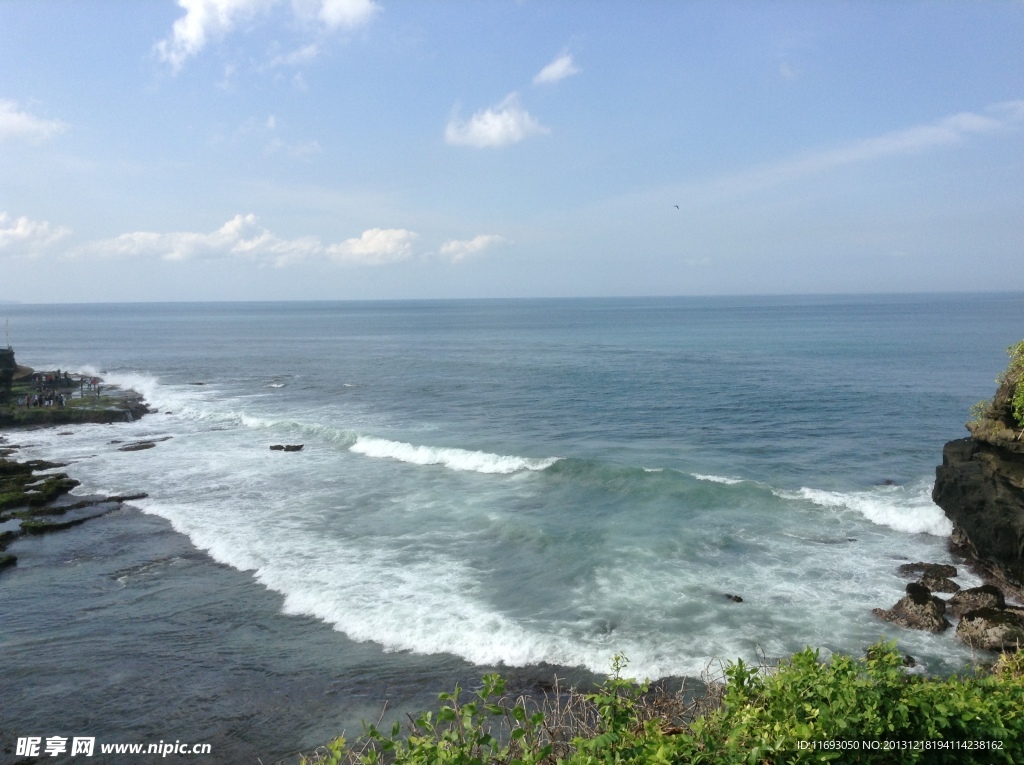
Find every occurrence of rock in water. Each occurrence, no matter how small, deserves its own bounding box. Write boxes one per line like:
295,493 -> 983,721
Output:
897,562 -> 958,579
947,585 -> 1006,618
955,608 -> 1024,651
872,582 -> 951,633
920,575 -> 960,593
933,438 -> 1024,585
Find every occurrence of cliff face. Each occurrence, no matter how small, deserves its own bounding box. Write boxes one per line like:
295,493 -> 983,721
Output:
933,347 -> 1024,587
933,437 -> 1024,586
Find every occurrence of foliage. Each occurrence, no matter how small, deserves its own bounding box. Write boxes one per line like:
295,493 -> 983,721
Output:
1006,340 -> 1024,427
295,643 -> 1024,765
968,399 -> 991,427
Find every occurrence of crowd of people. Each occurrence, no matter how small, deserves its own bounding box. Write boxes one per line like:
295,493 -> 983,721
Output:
14,370 -> 102,409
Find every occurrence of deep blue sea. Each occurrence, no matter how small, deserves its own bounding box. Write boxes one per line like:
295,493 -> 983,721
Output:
2,294 -> 1022,762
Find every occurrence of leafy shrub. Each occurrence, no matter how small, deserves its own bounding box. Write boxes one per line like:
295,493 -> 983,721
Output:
1007,340 -> 1024,427
296,643 -> 1024,765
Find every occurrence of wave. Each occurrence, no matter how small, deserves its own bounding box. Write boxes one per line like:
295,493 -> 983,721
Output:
691,473 -> 745,485
777,483 -> 952,537
349,436 -> 561,474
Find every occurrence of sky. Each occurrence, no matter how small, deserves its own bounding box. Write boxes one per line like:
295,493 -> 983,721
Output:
1,0 -> 1023,303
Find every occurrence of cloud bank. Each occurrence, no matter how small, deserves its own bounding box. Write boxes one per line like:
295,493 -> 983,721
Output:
0,213 -> 71,257
445,94 -> 547,148
0,100 -> 67,144
74,214 -> 416,268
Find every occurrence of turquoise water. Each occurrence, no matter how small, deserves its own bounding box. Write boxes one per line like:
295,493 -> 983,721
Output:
2,293 -> 1022,760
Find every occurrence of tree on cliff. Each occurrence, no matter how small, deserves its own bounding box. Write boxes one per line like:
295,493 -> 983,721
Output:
1002,340 -> 1024,427
969,340 -> 1024,445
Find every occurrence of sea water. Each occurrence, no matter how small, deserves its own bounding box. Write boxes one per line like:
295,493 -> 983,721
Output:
1,294 -> 1022,761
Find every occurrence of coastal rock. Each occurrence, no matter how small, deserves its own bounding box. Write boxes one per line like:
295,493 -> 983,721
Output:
947,585 -> 1006,618
723,593 -> 743,603
955,608 -> 1024,651
118,441 -> 156,452
933,438 -> 1024,585
270,444 -> 304,452
896,562 -> 957,579
872,582 -> 951,633
920,575 -> 960,593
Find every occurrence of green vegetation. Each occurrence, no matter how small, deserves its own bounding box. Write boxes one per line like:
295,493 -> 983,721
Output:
297,642 -> 1024,765
966,340 -> 1024,444
1003,340 -> 1024,428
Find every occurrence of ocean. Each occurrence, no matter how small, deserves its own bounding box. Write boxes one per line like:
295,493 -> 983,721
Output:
2,294 -> 1022,762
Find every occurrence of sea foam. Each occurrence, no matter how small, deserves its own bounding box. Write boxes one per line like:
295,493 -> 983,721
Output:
691,473 -> 745,485
349,436 -> 560,474
778,483 -> 952,537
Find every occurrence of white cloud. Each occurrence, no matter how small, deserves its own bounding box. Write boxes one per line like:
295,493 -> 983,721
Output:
692,100 -> 1024,202
72,214 -> 415,268
156,0 -> 274,72
314,0 -> 379,29
327,227 -> 417,265
445,94 -> 548,148
157,0 -> 377,71
439,234 -> 504,263
0,100 -> 68,144
0,212 -> 71,257
266,43 -> 320,68
533,53 -> 581,85
264,137 -> 322,159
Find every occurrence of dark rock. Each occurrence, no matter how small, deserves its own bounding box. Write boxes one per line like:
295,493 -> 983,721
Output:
897,562 -> 958,579
920,575 -> 960,593
933,438 -> 1024,585
118,441 -> 156,452
872,583 -> 951,633
723,593 -> 743,603
903,654 -> 917,668
948,585 -> 1006,618
0,552 -> 15,571
955,608 -> 1024,651
905,582 -> 932,604
270,444 -> 304,452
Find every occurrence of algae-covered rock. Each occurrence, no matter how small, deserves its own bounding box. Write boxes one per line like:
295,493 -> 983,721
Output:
948,585 -> 1006,618
896,562 -> 957,579
955,608 -> 1024,651
872,582 -> 951,634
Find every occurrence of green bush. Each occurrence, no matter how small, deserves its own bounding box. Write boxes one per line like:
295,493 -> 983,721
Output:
297,643 -> 1024,765
1007,340 -> 1024,427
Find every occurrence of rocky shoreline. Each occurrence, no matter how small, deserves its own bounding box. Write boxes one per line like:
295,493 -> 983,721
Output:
0,357 -> 154,575
873,341 -> 1024,654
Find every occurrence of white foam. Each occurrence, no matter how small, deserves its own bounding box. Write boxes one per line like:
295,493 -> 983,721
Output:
779,483 -> 952,537
349,436 -> 560,474
692,473 -> 744,485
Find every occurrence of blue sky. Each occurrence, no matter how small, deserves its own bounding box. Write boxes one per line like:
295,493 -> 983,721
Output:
1,1 -> 1022,303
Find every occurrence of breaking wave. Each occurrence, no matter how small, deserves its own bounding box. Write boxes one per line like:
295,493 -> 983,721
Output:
349,436 -> 561,474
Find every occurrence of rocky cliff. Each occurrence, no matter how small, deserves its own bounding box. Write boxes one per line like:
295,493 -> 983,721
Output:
933,344 -> 1024,587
